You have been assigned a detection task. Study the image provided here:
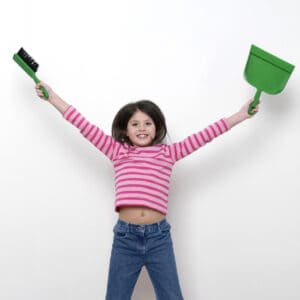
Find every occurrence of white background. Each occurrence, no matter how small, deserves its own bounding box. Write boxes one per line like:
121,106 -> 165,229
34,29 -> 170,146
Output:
1,0 -> 299,299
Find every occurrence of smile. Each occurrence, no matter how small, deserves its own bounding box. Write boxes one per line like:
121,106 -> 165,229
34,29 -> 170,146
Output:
136,134 -> 149,139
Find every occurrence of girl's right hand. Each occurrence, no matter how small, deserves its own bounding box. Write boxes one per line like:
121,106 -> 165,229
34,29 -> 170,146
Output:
35,81 -> 54,101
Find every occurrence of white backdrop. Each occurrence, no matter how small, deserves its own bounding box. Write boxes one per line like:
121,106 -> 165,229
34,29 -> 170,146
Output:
1,0 -> 299,299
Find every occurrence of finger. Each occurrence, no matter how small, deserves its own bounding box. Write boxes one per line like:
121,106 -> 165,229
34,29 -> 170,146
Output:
35,87 -> 42,94
36,81 -> 46,88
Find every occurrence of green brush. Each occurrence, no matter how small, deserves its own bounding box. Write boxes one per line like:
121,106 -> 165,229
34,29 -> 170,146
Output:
13,48 -> 49,99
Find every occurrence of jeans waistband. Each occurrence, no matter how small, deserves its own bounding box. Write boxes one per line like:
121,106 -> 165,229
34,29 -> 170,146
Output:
115,218 -> 169,234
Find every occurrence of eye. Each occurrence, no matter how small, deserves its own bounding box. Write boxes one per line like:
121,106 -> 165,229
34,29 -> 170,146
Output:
146,122 -> 152,126
132,123 -> 138,127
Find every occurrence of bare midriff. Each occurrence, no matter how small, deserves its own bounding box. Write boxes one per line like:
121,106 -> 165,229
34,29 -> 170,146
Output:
118,206 -> 166,225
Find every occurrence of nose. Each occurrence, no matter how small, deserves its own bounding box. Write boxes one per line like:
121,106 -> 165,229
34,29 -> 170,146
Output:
138,124 -> 146,131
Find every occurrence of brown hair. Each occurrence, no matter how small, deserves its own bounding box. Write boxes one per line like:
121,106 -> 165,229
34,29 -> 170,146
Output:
112,100 -> 167,146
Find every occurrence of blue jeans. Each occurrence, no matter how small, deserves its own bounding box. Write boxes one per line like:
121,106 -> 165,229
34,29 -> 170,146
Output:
105,218 -> 184,300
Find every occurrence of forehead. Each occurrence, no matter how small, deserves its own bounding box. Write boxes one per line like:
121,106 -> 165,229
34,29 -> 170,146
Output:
129,110 -> 153,121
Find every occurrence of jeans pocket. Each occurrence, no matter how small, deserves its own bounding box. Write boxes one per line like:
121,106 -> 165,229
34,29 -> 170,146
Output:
114,231 -> 128,238
113,224 -> 128,239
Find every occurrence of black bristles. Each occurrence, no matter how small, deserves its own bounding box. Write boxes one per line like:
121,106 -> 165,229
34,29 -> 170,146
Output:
17,47 -> 39,72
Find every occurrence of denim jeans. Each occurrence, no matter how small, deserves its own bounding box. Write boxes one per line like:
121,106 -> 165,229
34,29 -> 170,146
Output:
105,218 -> 184,300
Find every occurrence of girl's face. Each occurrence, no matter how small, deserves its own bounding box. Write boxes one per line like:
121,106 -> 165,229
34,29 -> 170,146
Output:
126,110 -> 156,147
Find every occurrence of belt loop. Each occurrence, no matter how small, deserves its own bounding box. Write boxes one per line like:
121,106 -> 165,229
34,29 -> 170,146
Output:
159,218 -> 168,231
158,219 -> 164,233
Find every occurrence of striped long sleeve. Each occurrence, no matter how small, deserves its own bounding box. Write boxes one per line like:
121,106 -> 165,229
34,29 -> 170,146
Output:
167,118 -> 230,162
63,106 -> 121,161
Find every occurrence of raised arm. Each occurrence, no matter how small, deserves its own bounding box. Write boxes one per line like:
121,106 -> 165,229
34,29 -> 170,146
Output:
167,98 -> 259,162
35,81 -> 70,114
35,81 -> 123,161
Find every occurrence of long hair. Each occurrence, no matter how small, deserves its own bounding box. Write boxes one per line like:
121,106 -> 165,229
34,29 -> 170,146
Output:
112,100 -> 167,146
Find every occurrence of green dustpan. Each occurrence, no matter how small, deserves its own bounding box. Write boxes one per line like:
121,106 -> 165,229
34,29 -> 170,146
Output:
244,44 -> 295,115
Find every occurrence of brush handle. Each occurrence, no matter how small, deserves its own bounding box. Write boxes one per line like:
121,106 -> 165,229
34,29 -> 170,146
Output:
32,75 -> 49,100
248,90 -> 261,115
12,53 -> 49,100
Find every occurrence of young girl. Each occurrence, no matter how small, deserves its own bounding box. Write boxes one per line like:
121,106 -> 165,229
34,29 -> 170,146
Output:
35,82 -> 259,300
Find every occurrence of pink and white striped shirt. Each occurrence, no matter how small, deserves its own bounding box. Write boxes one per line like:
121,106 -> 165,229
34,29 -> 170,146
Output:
63,106 -> 230,215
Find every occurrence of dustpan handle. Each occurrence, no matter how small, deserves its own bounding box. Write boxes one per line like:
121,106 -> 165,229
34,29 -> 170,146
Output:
248,90 -> 261,115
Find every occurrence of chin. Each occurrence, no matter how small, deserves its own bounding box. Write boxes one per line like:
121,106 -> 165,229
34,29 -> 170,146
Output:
134,140 -> 153,147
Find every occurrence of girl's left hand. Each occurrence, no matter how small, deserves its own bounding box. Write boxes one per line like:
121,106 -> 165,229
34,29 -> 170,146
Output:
226,98 -> 259,128
239,98 -> 260,119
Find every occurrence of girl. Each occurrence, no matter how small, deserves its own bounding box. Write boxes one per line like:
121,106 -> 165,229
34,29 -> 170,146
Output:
35,82 -> 259,299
